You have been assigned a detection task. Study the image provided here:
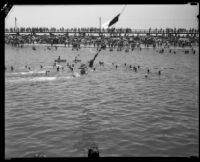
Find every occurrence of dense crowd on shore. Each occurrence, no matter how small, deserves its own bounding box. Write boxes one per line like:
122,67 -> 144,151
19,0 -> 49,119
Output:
5,27 -> 199,34
5,26 -> 199,52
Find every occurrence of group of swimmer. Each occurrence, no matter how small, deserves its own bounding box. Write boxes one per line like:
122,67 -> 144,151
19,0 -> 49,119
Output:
111,62 -> 162,78
7,42 -> 195,79
40,48 -> 101,76
5,53 -> 162,79
157,46 -> 196,55
5,46 -> 102,78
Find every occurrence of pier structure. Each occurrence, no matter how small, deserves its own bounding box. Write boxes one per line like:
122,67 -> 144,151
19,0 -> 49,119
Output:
5,28 -> 199,38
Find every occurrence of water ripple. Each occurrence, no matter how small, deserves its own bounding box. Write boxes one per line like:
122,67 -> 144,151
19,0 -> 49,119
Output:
5,46 -> 199,157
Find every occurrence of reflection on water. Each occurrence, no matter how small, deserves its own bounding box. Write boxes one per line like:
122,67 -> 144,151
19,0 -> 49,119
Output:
5,45 -> 199,157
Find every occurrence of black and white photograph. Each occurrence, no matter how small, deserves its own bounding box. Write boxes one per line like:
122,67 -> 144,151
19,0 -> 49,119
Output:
4,4 -> 199,158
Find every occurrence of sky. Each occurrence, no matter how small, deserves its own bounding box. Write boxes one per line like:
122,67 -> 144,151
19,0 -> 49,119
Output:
5,4 -> 199,29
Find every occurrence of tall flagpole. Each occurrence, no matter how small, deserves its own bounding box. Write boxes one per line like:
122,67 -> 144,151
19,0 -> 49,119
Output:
15,17 -> 17,31
120,5 -> 127,15
100,17 -> 101,33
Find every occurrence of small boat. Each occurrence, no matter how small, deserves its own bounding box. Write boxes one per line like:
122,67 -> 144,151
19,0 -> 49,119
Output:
54,59 -> 66,63
73,59 -> 81,63
185,50 -> 189,54
125,49 -> 129,52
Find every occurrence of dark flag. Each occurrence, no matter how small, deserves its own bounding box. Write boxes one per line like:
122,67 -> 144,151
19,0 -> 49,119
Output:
102,14 -> 120,28
108,14 -> 120,27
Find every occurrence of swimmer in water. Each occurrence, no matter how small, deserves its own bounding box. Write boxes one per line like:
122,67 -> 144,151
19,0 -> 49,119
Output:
28,67 -> 31,70
80,68 -> 86,75
40,65 -> 43,69
147,68 -> 150,74
11,66 -> 14,72
158,70 -> 161,75
134,67 -> 137,72
45,70 -> 50,76
69,65 -> 73,72
115,65 -> 118,69
53,62 -> 56,68
79,63 -> 88,75
99,61 -> 104,66
145,74 -> 148,79
57,66 -> 59,72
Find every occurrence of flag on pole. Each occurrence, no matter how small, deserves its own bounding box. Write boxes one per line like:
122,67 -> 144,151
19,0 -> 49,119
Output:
108,14 -> 120,27
102,14 -> 120,29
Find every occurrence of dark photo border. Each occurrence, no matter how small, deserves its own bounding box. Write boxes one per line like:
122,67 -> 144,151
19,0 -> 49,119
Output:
1,0 -> 199,161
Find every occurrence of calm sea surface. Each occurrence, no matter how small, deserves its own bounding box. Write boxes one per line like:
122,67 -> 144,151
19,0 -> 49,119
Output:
5,45 -> 199,157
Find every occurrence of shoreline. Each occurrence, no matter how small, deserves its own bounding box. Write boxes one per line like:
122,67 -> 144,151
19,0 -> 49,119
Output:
5,43 -> 199,50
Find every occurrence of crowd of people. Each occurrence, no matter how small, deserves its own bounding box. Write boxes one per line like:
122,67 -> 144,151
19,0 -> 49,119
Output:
5,27 -> 198,34
5,28 -> 199,50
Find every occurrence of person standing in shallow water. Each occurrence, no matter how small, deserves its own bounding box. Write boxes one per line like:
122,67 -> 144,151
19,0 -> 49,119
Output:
147,68 -> 150,74
158,70 -> 161,76
57,66 -> 60,72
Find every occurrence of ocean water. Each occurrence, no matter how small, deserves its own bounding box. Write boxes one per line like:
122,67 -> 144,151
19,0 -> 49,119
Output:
5,45 -> 199,157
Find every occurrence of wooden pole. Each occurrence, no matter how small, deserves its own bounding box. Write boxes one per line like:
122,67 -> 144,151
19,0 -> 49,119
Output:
100,17 -> 101,33
15,17 -> 17,31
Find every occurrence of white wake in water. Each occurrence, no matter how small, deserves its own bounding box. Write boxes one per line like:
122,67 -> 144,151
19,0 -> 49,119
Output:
6,73 -> 81,83
89,48 -> 97,54
6,70 -> 46,76
30,77 -> 57,82
6,77 -> 57,83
